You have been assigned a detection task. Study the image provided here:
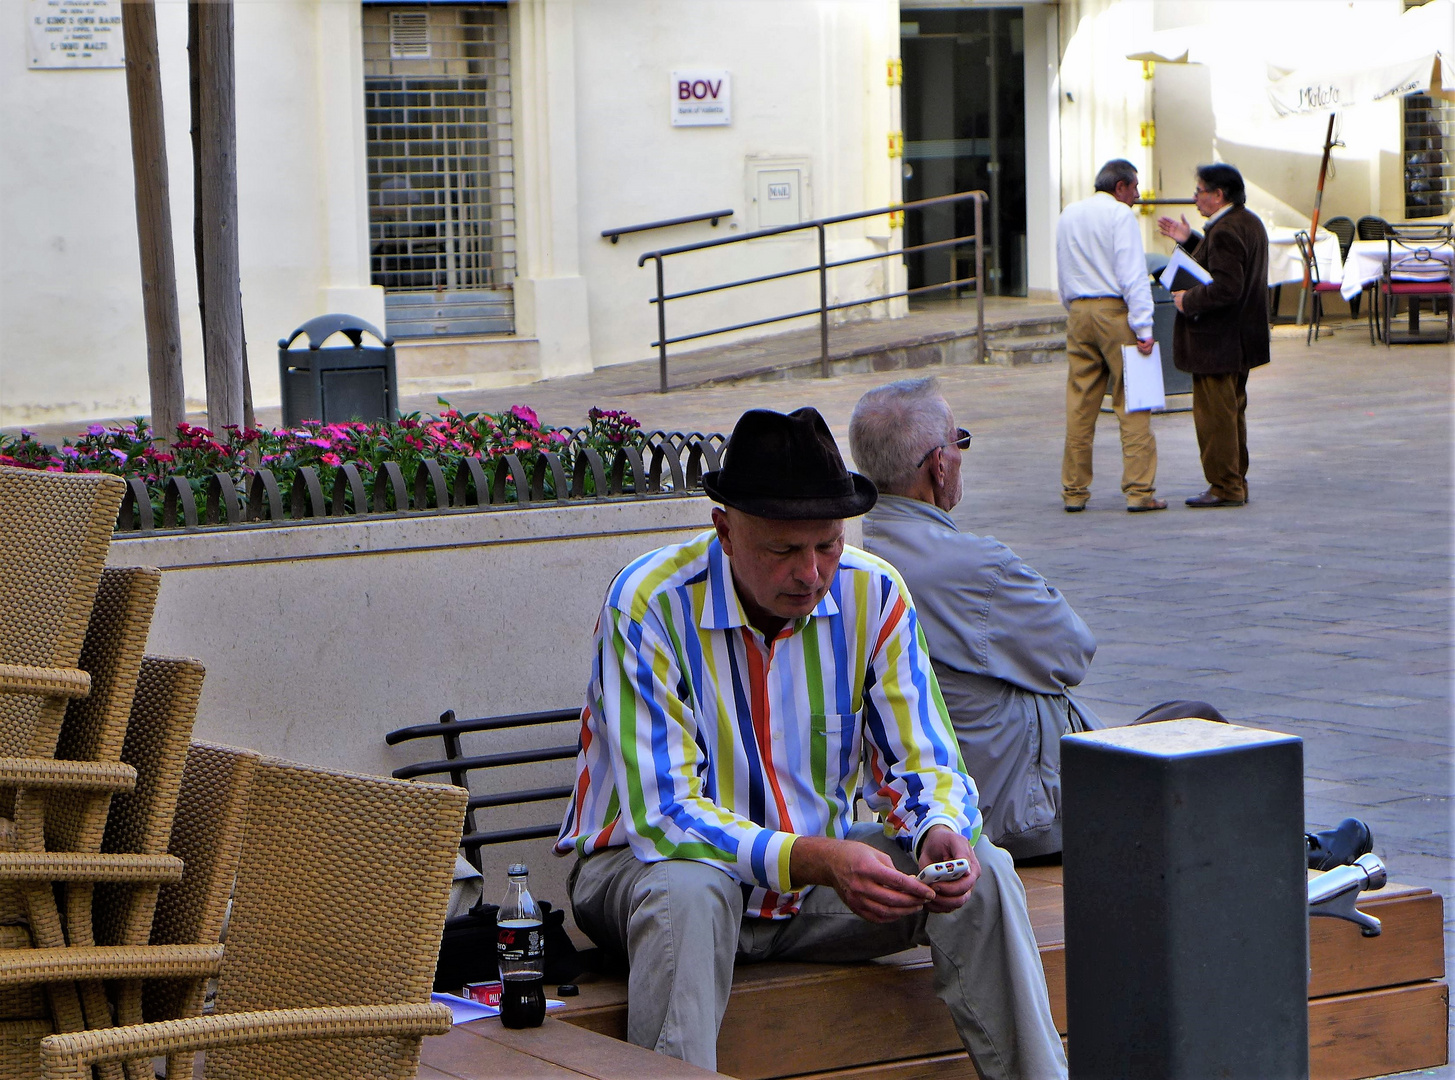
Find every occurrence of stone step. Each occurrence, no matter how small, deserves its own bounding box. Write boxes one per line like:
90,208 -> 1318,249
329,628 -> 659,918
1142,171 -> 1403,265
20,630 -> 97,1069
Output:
984,316 -> 1067,342
986,334 -> 1067,367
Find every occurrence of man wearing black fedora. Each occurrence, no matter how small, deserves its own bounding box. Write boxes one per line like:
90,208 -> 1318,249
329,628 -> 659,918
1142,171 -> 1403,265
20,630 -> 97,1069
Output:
557,407 -> 1066,1079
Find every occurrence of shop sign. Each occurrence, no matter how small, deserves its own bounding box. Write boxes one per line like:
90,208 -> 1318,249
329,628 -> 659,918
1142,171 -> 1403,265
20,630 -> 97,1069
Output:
671,70 -> 731,127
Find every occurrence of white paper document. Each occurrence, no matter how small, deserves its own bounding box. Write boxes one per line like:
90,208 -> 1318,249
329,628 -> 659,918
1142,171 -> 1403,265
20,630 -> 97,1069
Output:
430,992 -> 566,1025
1159,247 -> 1214,292
1122,344 -> 1167,413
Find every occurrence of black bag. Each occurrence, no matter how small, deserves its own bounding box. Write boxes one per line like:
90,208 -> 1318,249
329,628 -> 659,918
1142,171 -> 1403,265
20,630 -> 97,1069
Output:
433,899 -> 597,992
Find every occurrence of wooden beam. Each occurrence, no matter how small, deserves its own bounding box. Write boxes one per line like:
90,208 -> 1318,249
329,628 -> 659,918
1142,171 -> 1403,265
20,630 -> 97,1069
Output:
120,0 -> 185,446
195,0 -> 244,430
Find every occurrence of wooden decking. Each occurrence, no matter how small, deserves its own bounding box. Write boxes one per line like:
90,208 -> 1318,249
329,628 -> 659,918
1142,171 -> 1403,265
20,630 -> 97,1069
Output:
421,865 -> 1448,1080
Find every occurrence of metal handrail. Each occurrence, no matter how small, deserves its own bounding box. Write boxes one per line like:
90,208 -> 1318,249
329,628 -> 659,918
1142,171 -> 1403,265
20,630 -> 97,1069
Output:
638,191 -> 987,392
602,209 -> 734,244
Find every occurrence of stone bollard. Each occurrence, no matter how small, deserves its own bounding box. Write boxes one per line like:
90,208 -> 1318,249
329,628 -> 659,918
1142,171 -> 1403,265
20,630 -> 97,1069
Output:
1062,718 -> 1308,1079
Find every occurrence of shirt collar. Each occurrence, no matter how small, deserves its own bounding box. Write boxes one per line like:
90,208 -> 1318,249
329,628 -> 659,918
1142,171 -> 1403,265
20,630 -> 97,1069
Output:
700,537 -> 842,633
870,493 -> 961,532
1205,203 -> 1235,228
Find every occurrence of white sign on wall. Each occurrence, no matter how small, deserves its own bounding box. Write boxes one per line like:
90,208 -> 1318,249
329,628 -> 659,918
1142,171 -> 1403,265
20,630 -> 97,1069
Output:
671,70 -> 731,127
27,0 -> 125,69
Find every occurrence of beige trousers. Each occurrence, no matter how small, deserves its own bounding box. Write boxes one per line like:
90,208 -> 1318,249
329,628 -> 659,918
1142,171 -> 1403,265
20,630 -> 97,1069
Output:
1061,299 -> 1158,506
1191,370 -> 1250,502
569,827 -> 1066,1080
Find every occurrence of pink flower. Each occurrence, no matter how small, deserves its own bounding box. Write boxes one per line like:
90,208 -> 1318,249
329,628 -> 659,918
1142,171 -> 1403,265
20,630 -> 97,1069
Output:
109,449 -> 128,463
512,438 -> 533,451
320,452 -> 342,466
510,405 -> 539,427
307,438 -> 331,449
87,424 -> 105,437
550,430 -> 569,443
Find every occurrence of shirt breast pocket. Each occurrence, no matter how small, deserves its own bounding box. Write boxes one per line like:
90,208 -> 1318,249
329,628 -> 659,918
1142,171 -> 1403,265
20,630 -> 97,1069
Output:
810,712 -> 861,796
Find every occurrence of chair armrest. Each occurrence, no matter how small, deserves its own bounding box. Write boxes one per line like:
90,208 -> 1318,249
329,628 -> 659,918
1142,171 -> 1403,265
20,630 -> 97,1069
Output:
0,853 -> 182,883
0,943 -> 223,987
0,665 -> 90,699
40,1002 -> 454,1077
0,760 -> 136,792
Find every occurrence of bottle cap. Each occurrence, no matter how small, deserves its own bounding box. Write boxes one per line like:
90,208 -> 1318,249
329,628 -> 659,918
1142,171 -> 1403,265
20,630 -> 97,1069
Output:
557,984 -> 579,997
507,863 -> 529,877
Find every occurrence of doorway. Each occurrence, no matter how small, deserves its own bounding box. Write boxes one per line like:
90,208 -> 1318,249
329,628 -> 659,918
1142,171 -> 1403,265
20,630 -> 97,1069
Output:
901,7 -> 1027,298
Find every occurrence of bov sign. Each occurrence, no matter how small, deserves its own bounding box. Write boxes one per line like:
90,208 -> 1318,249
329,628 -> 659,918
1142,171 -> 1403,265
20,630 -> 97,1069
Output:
671,70 -> 732,126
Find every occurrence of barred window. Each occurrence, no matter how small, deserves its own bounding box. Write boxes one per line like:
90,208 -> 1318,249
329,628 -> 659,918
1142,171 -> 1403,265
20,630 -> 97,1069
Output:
1404,94 -> 1454,220
363,4 -> 515,336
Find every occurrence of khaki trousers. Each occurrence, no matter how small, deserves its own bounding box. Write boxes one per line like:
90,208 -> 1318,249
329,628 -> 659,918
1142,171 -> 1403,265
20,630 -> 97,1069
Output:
1061,299 -> 1158,506
1191,370 -> 1249,502
569,827 -> 1066,1080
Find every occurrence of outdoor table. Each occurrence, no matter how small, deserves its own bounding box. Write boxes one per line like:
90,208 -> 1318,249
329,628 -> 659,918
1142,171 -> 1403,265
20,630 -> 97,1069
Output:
1340,237 -> 1455,300
1266,226 -> 1343,288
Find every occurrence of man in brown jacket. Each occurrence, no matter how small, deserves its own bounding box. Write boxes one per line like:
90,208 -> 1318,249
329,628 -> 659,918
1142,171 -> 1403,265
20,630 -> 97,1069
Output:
1157,164 -> 1269,507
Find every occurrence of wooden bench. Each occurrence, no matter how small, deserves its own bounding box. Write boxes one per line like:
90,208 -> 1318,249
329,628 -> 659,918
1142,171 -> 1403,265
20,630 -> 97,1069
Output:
397,713 -> 1448,1080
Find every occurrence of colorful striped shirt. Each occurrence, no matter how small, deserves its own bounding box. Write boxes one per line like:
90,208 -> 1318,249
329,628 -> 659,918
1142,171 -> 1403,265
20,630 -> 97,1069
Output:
555,530 -> 980,919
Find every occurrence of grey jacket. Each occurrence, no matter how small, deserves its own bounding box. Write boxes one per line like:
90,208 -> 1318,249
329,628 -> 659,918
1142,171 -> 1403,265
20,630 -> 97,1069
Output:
861,495 -> 1101,858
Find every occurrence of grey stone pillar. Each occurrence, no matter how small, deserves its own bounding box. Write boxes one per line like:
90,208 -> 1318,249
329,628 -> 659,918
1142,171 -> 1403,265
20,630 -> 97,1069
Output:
1063,719 -> 1308,1080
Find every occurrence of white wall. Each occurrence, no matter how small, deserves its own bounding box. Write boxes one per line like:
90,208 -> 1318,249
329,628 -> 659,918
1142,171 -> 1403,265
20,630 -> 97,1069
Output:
1055,0 -> 1420,264
1,0 -> 383,428
1147,0 -> 1412,230
556,0 -> 903,372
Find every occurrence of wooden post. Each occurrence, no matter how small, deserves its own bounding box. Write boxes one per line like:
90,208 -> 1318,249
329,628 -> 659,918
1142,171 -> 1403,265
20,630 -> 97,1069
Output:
121,0 -> 185,445
1299,112 -> 1338,324
195,0 -> 244,430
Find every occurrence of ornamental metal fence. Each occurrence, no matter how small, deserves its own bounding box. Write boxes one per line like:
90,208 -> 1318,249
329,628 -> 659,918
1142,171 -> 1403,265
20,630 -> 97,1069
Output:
112,429 -> 726,536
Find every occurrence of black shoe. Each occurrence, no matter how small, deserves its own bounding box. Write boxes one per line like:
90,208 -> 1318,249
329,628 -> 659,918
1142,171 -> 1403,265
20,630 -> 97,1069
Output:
1306,817 -> 1374,871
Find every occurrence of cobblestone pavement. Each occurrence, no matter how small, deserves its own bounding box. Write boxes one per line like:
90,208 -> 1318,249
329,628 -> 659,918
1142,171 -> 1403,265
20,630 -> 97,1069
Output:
452,325 -> 1450,1079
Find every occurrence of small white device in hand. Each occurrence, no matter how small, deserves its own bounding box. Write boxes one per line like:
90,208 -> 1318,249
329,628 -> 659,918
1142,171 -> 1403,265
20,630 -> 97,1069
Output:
916,858 -> 970,885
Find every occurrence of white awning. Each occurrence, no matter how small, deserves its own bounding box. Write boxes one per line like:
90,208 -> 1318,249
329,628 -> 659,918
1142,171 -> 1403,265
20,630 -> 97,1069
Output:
1268,52 -> 1454,116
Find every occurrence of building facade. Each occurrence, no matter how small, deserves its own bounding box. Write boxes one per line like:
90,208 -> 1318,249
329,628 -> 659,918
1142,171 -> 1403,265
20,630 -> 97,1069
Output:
1,0 -> 1445,427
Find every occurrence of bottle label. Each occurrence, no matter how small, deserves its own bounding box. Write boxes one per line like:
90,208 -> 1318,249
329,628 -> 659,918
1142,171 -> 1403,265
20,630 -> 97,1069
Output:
497,919 -> 544,963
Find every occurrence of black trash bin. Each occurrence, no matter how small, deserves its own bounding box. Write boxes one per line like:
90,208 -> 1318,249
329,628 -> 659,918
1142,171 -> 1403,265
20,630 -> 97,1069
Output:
1145,254 -> 1194,398
278,314 -> 399,427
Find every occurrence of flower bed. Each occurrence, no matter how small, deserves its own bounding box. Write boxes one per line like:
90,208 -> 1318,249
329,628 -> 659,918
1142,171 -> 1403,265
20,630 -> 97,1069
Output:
1,403 -> 723,533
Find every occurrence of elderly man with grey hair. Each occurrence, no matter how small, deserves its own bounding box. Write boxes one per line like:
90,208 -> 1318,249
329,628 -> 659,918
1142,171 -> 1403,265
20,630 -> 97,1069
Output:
849,377 -> 1102,860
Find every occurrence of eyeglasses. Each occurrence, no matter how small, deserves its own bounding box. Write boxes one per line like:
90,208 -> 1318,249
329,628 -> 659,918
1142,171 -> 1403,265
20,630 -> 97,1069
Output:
916,428 -> 973,469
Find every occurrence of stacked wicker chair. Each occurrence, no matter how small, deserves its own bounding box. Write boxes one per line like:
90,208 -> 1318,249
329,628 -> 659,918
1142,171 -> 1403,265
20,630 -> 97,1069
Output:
40,757 -> 463,1079
3,465 -> 464,1078
0,467 -> 215,1074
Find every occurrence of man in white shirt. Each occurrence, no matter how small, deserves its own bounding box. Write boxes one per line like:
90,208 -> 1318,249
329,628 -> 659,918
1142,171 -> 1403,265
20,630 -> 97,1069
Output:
1056,159 -> 1163,513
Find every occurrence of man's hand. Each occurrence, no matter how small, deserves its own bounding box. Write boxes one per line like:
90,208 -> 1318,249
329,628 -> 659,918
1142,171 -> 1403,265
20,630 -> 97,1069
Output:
1172,290 -> 1187,312
1135,336 -> 1155,356
1157,214 -> 1192,243
917,825 -> 979,914
790,835 -> 935,923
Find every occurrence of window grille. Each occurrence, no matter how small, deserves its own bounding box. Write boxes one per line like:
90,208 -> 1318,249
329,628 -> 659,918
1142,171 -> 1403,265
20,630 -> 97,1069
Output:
1404,94 -> 1455,219
389,12 -> 430,59
363,4 -> 514,337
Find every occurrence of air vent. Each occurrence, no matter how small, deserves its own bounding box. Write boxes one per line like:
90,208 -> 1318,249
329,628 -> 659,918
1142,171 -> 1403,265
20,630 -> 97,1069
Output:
389,12 -> 429,59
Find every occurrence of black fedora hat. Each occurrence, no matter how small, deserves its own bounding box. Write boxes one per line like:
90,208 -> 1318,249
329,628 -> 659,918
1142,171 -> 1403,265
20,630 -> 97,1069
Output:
702,407 -> 877,520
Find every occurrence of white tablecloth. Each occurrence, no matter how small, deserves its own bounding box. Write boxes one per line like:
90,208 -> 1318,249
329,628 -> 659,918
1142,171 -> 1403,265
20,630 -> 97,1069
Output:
1266,227 -> 1343,289
1340,238 -> 1455,301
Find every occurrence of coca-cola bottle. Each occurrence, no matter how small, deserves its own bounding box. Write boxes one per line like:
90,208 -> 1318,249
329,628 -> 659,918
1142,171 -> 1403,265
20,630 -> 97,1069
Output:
496,863 -> 546,1028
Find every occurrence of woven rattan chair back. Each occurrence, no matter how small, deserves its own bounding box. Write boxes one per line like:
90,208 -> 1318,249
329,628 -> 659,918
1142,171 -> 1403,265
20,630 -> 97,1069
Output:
0,467 -> 124,760
92,658 -> 206,951
140,742 -> 259,1027
203,758 -> 464,1079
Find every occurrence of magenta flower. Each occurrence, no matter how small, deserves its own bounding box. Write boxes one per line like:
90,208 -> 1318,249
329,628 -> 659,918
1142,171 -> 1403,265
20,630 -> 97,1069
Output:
87,424 -> 105,437
510,405 -> 539,427
512,438 -> 533,451
306,438 -> 331,449
320,452 -> 342,466
109,449 -> 128,463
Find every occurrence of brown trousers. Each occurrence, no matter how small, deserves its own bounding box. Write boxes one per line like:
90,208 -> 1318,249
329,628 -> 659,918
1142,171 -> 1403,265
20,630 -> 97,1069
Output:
1061,299 -> 1157,506
1191,370 -> 1250,502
